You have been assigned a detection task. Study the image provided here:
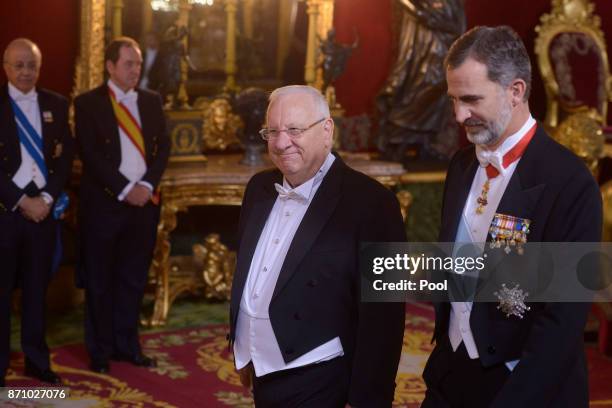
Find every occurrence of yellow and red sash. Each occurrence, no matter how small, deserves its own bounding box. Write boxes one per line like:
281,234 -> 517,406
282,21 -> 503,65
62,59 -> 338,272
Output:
108,88 -> 145,159
108,88 -> 160,205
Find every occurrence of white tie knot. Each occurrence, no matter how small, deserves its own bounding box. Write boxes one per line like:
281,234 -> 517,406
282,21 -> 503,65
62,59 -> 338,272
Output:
475,148 -> 504,175
274,183 -> 307,203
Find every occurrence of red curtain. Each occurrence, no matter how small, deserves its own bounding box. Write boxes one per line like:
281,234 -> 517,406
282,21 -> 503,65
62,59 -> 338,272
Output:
0,0 -> 79,98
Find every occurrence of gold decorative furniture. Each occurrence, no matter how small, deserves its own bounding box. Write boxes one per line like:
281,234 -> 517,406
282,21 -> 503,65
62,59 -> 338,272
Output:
534,0 -> 612,131
597,180 -> 612,356
166,110 -> 208,163
166,96 -> 244,164
551,108 -> 604,177
145,154 -> 409,326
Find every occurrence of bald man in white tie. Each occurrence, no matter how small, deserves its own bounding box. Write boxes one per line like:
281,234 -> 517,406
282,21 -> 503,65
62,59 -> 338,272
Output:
1,38 -> 74,386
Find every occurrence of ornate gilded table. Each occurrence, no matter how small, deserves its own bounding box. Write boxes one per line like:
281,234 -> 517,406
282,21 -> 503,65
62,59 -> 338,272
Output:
146,153 -> 408,326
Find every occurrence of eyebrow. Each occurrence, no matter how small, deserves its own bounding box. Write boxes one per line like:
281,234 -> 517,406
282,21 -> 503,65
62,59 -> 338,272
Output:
448,93 -> 483,103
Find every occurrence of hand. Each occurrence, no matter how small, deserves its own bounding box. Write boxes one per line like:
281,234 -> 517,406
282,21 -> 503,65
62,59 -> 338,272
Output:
19,196 -> 50,222
125,185 -> 151,207
237,364 -> 253,389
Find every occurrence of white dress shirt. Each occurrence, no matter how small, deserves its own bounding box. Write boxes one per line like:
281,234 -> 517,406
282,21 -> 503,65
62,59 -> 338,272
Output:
234,153 -> 345,377
107,80 -> 152,201
8,82 -> 53,208
449,115 -> 536,364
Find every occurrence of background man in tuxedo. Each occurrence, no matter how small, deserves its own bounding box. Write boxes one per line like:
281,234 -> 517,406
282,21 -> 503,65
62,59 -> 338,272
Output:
75,37 -> 169,375
0,38 -> 74,386
229,85 -> 406,407
139,32 -> 164,93
421,26 -> 602,408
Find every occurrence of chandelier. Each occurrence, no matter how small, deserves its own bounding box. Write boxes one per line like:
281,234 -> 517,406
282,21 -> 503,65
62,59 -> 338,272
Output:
151,0 -> 214,12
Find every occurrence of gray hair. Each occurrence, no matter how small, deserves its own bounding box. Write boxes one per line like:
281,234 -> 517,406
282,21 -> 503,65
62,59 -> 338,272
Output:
268,85 -> 331,118
445,26 -> 532,100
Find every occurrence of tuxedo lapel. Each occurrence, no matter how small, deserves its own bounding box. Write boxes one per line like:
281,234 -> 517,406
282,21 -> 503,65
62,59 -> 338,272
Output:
472,127 -> 547,323
495,171 -> 543,223
439,152 -> 478,242
271,158 -> 344,300
495,127 -> 546,224
98,85 -> 121,146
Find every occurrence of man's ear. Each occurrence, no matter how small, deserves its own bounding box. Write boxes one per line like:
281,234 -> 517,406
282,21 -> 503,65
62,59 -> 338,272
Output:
510,79 -> 527,105
323,119 -> 333,132
323,118 -> 334,146
105,60 -> 114,76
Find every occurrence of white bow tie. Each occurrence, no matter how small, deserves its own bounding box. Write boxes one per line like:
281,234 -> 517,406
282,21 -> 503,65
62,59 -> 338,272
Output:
274,183 -> 307,203
475,147 -> 505,175
13,92 -> 37,103
118,91 -> 137,104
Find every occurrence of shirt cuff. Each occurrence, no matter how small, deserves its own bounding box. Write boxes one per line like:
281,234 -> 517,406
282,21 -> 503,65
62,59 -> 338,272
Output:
118,182 -> 135,202
137,181 -> 154,193
12,194 -> 26,211
40,192 -> 54,206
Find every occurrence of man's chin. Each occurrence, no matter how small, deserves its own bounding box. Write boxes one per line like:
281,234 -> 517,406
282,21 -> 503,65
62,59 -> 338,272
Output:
466,131 -> 497,146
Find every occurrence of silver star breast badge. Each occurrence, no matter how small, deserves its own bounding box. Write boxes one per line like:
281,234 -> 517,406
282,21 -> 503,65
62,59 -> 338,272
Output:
493,283 -> 530,319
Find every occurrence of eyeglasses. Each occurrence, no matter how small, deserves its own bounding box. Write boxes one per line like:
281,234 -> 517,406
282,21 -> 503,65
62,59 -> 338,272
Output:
259,117 -> 327,141
3,61 -> 39,72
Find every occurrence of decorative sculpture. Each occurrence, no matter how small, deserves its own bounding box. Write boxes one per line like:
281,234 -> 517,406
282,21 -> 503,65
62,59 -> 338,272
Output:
193,234 -> 236,301
200,98 -> 243,151
320,28 -> 359,92
161,21 -> 195,109
376,0 -> 465,162
234,88 -> 269,166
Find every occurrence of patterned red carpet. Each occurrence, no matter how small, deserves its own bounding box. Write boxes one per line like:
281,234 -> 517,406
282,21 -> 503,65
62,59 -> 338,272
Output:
3,303 -> 611,407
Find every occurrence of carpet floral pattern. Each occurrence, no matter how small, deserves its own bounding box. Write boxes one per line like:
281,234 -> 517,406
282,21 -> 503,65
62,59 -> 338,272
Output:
3,303 -> 611,407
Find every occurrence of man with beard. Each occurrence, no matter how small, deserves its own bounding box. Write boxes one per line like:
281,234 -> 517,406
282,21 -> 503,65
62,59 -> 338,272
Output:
421,26 -> 601,407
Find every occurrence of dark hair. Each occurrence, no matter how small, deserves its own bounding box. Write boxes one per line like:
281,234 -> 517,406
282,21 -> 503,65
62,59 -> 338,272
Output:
445,26 -> 532,100
104,36 -> 140,65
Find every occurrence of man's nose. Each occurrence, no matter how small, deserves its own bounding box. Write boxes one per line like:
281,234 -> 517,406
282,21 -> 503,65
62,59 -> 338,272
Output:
454,103 -> 471,124
270,131 -> 293,150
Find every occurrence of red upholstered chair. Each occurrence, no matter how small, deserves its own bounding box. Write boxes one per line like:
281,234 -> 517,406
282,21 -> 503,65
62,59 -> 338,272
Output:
535,0 -> 612,135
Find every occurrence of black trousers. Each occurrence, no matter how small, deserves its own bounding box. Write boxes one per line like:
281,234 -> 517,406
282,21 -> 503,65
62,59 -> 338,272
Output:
422,336 -> 511,408
0,207 -> 56,378
252,357 -> 350,408
80,202 -> 159,363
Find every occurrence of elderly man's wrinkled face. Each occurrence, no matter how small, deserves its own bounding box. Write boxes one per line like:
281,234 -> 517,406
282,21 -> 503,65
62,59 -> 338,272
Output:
3,42 -> 41,94
266,93 -> 332,187
446,58 -> 514,147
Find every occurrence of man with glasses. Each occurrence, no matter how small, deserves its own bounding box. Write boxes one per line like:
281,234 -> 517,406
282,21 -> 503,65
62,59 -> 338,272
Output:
1,38 -> 74,386
229,85 -> 406,407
